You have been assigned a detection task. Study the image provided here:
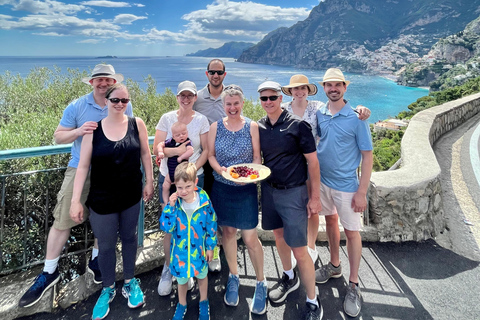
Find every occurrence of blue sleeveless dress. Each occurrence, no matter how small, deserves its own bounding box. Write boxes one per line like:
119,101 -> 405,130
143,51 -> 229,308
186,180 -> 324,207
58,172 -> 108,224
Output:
210,117 -> 259,229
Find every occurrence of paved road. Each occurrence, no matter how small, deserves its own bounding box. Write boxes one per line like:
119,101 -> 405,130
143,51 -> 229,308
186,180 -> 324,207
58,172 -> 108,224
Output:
18,115 -> 480,320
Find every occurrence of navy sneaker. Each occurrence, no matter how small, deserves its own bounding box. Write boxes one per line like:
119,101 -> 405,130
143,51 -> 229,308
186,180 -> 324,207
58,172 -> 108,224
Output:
88,257 -> 102,284
18,268 -> 60,308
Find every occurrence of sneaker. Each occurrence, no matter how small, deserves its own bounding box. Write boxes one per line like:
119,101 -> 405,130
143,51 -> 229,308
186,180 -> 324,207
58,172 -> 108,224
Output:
268,271 -> 300,303
92,286 -> 116,320
158,265 -> 173,296
308,247 -> 319,264
122,278 -> 144,308
187,277 -> 195,291
18,268 -> 60,308
305,297 -> 323,320
208,246 -> 221,272
344,283 -> 362,317
172,302 -> 187,320
88,257 -> 102,284
224,274 -> 239,306
250,281 -> 267,315
199,299 -> 210,320
315,262 -> 342,284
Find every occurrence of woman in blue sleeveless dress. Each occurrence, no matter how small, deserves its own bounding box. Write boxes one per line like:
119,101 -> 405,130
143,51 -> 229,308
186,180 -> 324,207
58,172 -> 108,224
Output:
207,85 -> 267,315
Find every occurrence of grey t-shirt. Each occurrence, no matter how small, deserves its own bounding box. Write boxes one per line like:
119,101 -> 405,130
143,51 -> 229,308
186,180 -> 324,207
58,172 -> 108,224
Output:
180,192 -> 200,220
193,85 -> 226,125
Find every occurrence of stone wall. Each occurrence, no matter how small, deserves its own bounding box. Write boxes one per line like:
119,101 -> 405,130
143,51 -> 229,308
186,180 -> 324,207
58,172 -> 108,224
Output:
368,93 -> 480,242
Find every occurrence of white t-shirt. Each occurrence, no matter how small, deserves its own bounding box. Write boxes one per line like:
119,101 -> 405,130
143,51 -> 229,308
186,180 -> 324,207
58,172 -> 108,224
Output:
282,100 -> 325,138
156,110 -> 210,176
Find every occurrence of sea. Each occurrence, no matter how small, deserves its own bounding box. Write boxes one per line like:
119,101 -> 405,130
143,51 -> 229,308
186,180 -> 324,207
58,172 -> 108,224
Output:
0,56 -> 429,123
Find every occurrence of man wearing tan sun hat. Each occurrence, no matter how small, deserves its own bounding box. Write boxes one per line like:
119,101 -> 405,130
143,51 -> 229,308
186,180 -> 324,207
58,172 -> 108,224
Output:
280,73 -> 371,269
19,64 -> 133,308
314,68 -> 373,318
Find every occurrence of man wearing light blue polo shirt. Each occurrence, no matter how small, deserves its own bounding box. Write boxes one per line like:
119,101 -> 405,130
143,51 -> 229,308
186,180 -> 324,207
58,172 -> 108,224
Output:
19,64 -> 133,308
314,68 -> 373,318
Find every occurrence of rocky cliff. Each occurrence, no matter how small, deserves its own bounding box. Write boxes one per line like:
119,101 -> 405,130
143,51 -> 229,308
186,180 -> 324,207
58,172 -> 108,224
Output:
398,15 -> 480,90
237,0 -> 480,76
186,41 -> 254,59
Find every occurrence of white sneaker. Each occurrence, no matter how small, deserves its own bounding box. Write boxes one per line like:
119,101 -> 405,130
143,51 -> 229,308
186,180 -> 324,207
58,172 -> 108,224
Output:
291,251 -> 297,269
308,246 -> 319,263
208,246 -> 221,272
158,265 -> 173,296
187,277 -> 195,291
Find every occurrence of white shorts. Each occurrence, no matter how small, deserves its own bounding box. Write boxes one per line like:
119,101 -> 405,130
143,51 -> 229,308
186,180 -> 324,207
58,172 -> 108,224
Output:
320,182 -> 362,231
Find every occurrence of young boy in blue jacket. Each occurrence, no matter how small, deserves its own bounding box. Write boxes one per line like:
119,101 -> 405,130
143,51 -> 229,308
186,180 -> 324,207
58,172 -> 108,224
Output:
160,162 -> 217,320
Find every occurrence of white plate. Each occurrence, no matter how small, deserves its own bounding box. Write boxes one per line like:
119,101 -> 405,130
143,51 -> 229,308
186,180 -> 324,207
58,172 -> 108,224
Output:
221,163 -> 271,183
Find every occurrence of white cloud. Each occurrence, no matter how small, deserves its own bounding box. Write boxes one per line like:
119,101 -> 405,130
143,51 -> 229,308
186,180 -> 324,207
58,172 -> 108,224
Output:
79,1 -> 130,7
0,13 -> 13,19
113,13 -> 147,25
78,38 -> 102,43
133,3 -> 144,7
11,0 -> 85,15
181,0 -> 310,41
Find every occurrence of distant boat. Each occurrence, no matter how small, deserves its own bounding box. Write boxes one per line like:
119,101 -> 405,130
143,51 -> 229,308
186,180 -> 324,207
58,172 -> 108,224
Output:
95,55 -> 118,59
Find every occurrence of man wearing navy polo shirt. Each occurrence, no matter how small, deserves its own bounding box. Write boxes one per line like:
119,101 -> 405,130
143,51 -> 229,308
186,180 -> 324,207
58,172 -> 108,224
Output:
314,68 -> 373,318
257,81 -> 323,320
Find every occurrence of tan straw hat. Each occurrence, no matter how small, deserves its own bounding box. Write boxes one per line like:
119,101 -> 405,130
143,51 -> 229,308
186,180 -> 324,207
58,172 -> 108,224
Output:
281,74 -> 318,96
318,68 -> 350,86
82,64 -> 124,85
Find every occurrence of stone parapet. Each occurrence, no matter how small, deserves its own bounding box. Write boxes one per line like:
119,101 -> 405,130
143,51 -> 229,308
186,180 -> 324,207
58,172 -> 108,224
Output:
369,93 -> 480,242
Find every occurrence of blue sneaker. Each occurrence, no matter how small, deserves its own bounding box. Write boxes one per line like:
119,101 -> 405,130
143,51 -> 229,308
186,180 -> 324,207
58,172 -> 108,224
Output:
92,286 -> 116,320
199,299 -> 210,320
250,281 -> 267,315
18,269 -> 60,308
88,257 -> 102,284
224,274 -> 239,306
173,302 -> 187,320
122,278 -> 144,308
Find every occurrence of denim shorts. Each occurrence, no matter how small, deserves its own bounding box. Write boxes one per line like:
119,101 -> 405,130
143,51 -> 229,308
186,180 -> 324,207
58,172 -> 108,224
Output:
260,182 -> 308,248
211,180 -> 259,230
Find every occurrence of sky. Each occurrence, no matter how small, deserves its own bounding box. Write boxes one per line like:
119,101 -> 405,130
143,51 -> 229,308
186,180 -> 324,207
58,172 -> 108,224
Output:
0,0 -> 322,56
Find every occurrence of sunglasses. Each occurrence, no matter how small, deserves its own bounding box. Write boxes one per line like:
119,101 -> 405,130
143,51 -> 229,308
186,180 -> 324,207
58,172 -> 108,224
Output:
108,98 -> 130,104
259,95 -> 280,102
207,70 -> 225,75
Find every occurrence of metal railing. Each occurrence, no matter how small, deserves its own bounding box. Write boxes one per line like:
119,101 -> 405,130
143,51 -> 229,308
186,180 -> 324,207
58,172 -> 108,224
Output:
0,137 -> 160,276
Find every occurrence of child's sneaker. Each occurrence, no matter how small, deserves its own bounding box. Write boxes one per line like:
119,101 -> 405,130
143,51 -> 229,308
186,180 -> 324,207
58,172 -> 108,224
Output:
208,246 -> 221,272
158,265 -> 173,296
199,299 -> 210,320
173,302 -> 187,320
92,286 -> 116,320
122,278 -> 144,308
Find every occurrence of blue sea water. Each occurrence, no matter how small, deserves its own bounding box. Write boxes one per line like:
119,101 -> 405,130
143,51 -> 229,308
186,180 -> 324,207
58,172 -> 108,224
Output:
0,56 -> 428,123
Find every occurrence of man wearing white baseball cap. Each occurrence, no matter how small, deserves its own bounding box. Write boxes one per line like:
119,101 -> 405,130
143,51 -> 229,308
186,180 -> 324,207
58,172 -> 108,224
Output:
19,64 -> 133,308
257,80 -> 323,320
315,68 -> 373,318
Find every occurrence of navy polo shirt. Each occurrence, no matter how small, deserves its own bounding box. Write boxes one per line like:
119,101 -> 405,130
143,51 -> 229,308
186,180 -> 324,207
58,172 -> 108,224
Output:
258,109 -> 316,186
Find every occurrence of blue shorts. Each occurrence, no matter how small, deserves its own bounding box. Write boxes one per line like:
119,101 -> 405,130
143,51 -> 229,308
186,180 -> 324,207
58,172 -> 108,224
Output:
177,267 -> 208,284
261,182 -> 308,248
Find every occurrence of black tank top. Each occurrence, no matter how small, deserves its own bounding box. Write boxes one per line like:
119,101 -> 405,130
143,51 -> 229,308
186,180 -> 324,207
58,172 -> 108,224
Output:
87,117 -> 143,214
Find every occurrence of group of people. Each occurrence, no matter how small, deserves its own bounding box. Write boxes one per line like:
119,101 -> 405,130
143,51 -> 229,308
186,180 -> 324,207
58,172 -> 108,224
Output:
18,59 -> 373,320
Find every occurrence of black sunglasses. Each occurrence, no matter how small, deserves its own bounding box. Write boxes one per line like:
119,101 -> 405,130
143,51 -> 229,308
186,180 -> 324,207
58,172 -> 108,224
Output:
259,95 -> 280,102
108,98 -> 130,104
207,70 -> 225,75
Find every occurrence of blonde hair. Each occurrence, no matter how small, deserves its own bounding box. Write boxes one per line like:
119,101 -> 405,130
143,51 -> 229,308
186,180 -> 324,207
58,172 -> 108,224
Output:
174,162 -> 197,183
171,121 -> 187,135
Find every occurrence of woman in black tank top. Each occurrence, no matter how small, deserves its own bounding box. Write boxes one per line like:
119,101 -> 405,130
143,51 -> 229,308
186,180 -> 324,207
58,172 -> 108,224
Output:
70,83 -> 154,319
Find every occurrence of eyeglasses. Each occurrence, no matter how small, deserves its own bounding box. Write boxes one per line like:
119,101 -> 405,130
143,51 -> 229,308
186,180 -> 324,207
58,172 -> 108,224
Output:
108,98 -> 130,104
207,70 -> 225,75
259,95 -> 280,102
179,94 -> 195,100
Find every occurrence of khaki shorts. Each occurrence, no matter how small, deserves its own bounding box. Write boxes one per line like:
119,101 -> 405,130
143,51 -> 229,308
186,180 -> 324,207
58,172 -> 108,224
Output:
320,182 -> 362,231
52,167 -> 91,230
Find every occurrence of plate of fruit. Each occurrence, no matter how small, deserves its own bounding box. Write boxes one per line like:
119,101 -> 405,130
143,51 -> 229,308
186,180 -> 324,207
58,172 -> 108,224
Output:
221,163 -> 271,183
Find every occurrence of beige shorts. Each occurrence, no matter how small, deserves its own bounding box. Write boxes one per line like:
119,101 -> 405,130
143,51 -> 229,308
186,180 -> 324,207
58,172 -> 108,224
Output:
52,167 -> 91,230
320,182 -> 362,231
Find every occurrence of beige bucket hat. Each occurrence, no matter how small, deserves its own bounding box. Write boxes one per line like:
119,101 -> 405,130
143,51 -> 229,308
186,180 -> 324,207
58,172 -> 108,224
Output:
82,64 -> 124,85
318,68 -> 350,86
281,74 -> 318,96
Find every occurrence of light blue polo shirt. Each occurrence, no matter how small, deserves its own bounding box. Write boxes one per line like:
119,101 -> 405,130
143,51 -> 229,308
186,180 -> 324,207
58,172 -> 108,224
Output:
316,102 -> 372,192
59,92 -> 134,168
